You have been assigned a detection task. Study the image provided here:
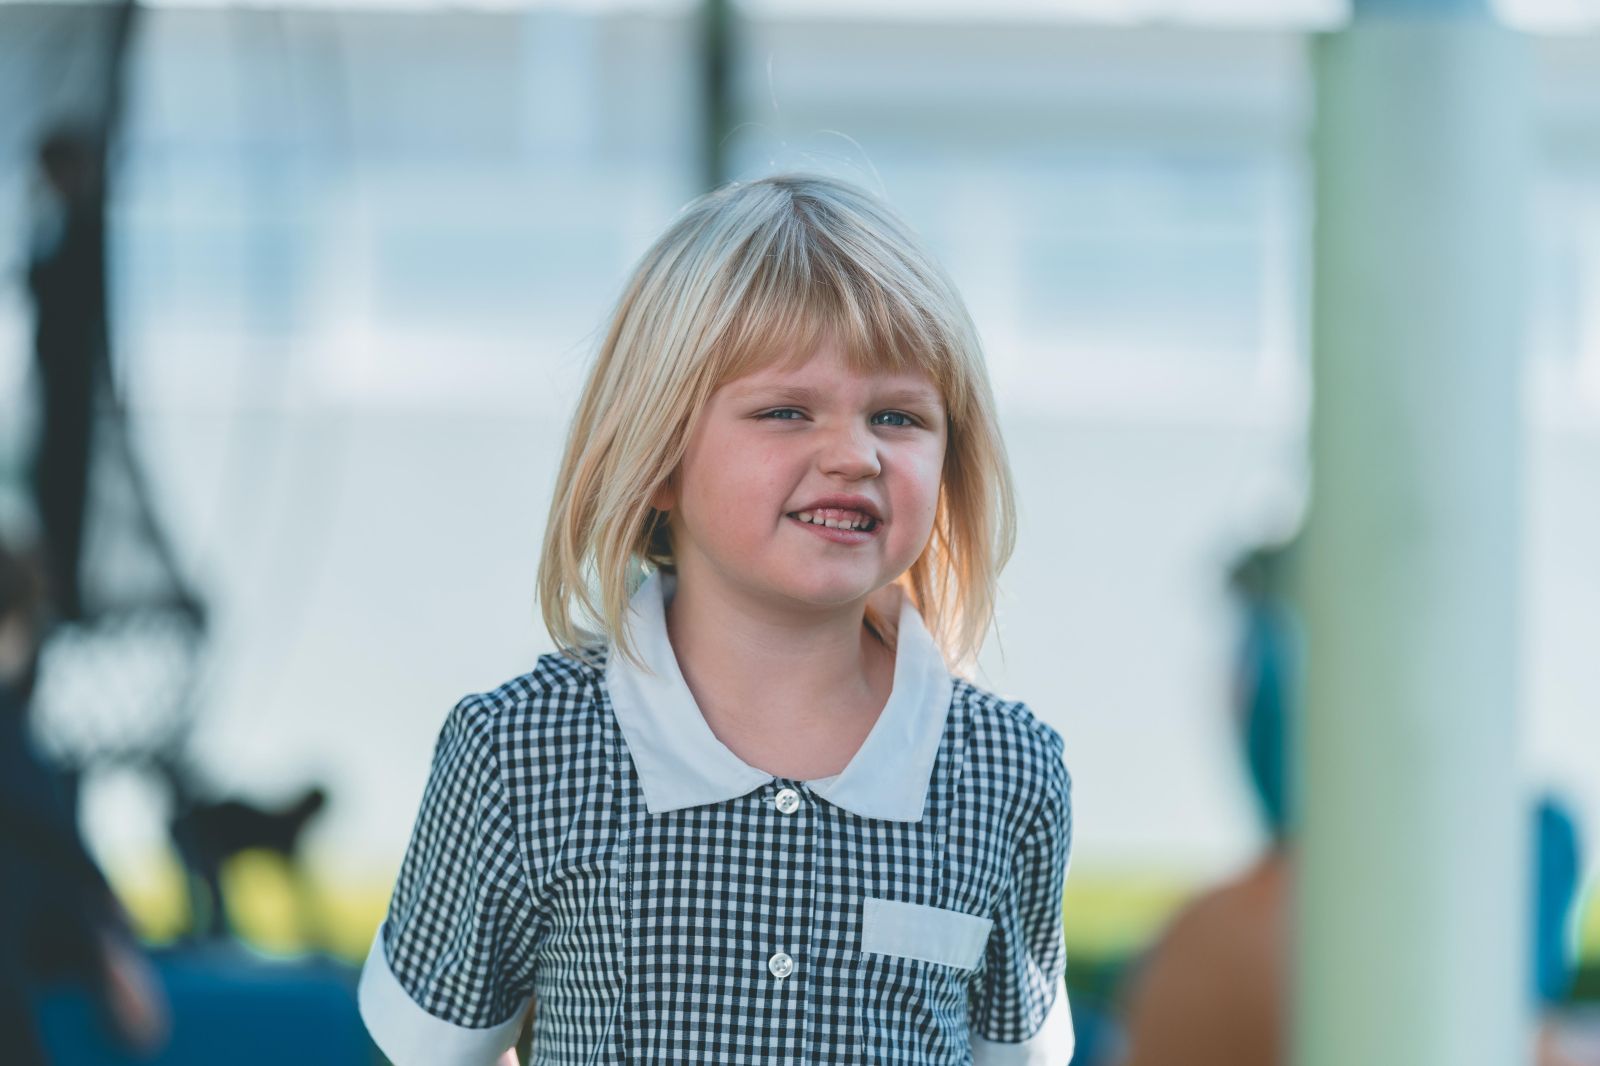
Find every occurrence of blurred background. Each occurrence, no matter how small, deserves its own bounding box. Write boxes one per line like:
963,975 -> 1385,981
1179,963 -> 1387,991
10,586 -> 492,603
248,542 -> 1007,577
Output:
0,0 -> 1596,1062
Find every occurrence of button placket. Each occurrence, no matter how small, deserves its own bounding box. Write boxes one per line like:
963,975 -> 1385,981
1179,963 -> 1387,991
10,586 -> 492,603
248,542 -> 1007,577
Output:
762,781 -> 810,1010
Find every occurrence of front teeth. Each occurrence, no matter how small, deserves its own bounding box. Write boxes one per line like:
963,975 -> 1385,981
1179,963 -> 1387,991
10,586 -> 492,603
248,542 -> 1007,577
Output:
794,511 -> 875,531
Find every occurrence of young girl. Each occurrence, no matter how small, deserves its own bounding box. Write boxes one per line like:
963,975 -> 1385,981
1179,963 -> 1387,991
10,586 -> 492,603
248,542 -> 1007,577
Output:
357,174 -> 1075,1065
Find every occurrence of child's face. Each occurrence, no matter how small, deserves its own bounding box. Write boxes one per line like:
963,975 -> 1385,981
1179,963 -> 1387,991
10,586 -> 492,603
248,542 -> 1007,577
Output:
656,336 -> 947,617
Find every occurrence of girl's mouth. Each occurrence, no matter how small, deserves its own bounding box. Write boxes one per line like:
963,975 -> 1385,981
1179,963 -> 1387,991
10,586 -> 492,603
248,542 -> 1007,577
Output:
785,509 -> 880,543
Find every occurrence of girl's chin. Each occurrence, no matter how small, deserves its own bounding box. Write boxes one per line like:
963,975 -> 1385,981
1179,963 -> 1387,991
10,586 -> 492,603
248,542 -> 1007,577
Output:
766,573 -> 895,609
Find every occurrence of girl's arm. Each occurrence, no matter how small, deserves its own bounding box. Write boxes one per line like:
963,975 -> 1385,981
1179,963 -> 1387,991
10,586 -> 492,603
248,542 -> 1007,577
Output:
356,697 -> 542,1066
969,730 -> 1075,1064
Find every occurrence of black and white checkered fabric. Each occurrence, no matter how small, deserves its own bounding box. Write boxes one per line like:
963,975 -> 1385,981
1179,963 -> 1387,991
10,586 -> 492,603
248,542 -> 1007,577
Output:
359,575 -> 1074,1065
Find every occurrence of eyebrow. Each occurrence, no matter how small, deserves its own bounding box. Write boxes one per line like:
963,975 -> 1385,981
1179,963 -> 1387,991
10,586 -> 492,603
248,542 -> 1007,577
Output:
736,383 -> 945,410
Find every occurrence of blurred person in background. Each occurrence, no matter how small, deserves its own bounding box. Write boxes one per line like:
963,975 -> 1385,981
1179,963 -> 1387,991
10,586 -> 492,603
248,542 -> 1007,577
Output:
0,536 -> 169,1063
1111,544 -> 1593,1066
26,127 -> 110,624
1110,544 -> 1296,1066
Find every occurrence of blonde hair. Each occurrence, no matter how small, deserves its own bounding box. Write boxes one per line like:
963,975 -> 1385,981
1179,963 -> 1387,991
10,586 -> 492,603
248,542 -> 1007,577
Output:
538,174 -> 1016,674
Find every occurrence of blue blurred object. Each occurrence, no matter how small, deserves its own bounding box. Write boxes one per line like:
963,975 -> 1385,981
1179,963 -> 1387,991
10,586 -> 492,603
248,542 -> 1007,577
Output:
31,947 -> 370,1065
1230,544 -> 1300,843
1533,796 -> 1582,1007
1068,996 -> 1115,1066
1239,599 -> 1296,841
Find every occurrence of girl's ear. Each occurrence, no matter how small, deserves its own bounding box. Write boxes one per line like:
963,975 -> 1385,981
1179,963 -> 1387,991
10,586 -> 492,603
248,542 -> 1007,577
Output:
650,475 -> 676,512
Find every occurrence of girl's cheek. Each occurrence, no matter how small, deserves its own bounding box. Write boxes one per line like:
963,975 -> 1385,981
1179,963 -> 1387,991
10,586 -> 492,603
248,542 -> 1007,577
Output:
905,443 -> 946,488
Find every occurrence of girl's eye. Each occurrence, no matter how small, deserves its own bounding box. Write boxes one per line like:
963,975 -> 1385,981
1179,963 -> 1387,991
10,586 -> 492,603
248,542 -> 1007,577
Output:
756,408 -> 919,427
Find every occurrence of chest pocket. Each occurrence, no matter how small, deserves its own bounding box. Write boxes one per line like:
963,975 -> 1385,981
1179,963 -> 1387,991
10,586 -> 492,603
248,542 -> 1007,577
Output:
860,897 -> 994,971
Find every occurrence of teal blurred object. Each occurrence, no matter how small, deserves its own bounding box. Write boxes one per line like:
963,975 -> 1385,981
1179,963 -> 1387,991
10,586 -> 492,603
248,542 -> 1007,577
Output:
31,948 -> 370,1065
1240,598 -> 1295,841
1229,544 -> 1299,842
1534,797 -> 1582,1006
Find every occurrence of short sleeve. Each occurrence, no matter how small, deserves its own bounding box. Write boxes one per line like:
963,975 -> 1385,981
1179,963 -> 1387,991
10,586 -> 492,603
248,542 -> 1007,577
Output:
969,734 -> 1076,1065
358,696 -> 540,1065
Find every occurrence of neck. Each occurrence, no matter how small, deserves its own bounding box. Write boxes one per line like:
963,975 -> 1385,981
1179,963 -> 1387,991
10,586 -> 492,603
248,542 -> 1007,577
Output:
661,566 -> 896,745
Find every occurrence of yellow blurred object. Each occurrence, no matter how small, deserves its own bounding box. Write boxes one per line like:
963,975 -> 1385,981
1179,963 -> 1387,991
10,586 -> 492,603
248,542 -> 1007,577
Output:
1062,870 -> 1195,959
1580,890 -> 1600,959
107,850 -> 389,963
218,850 -> 313,953
310,874 -> 396,962
219,850 -> 394,961
107,850 -> 190,944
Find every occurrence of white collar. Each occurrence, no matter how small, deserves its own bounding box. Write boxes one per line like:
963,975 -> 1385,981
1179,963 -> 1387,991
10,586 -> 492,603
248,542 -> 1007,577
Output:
603,570 -> 955,823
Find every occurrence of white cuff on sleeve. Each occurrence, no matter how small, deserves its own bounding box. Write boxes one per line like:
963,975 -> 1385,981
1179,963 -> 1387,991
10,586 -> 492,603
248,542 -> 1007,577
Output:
358,922 -> 530,1066
971,976 -> 1075,1065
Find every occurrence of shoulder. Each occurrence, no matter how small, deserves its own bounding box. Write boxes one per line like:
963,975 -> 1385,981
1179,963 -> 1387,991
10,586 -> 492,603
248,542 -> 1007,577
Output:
442,647 -> 610,763
432,649 -> 617,879
954,677 -> 1069,778
952,676 -> 1072,826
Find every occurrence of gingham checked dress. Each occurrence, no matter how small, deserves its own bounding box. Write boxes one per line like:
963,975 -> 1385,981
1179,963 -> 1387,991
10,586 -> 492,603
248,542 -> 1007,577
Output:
358,570 -> 1075,1064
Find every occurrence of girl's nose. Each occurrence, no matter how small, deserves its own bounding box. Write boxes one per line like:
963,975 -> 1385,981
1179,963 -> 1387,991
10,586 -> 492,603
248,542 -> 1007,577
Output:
819,422 -> 882,480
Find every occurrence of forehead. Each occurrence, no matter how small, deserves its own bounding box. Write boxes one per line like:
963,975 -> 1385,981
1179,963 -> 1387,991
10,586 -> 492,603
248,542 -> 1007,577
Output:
721,340 -> 944,403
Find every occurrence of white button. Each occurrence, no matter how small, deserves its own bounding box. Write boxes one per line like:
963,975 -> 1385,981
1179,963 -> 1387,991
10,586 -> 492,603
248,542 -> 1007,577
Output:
768,952 -> 794,979
774,788 -> 801,814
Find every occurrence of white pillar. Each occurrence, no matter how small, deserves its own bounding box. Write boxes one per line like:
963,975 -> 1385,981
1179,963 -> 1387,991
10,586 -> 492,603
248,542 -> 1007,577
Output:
1298,9 -> 1531,1066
